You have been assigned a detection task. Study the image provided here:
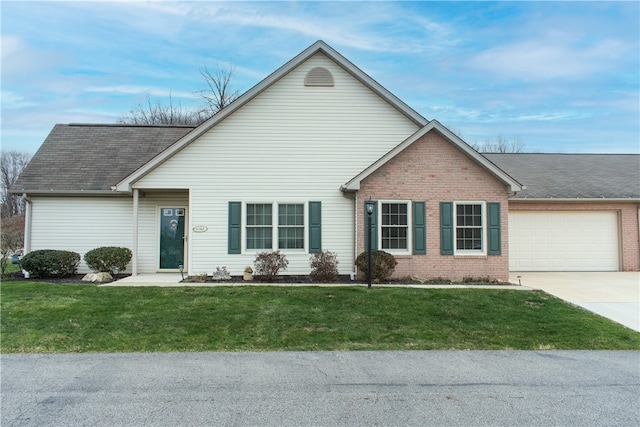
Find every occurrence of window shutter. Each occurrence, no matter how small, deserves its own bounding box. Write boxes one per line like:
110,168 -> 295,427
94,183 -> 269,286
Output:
228,202 -> 241,254
308,201 -> 322,253
413,201 -> 426,255
440,202 -> 454,255
487,202 -> 501,255
364,202 -> 378,251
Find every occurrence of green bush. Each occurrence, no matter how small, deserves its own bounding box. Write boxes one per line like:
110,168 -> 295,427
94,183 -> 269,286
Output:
83,246 -> 132,273
254,251 -> 288,282
20,249 -> 80,278
355,250 -> 397,283
309,250 -> 339,282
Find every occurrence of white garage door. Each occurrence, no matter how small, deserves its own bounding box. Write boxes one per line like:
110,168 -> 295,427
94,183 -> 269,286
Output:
509,211 -> 619,271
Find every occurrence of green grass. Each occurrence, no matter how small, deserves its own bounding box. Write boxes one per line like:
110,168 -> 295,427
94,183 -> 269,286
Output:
1,281 -> 638,353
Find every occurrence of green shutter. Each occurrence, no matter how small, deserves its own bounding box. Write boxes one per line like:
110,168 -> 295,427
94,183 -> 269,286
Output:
440,202 -> 454,255
308,201 -> 322,253
364,201 -> 378,251
413,201 -> 426,255
228,202 -> 241,254
487,202 -> 501,255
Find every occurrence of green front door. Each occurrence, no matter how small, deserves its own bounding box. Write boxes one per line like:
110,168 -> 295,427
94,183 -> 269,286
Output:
159,207 -> 186,269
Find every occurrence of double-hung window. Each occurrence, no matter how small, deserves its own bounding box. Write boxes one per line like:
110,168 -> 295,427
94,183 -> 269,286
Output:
454,202 -> 485,254
245,202 -> 305,251
278,204 -> 304,249
246,204 -> 273,250
380,201 -> 410,252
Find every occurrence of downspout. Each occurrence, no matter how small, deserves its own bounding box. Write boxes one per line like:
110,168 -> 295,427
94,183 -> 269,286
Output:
353,191 -> 358,280
132,189 -> 139,276
23,194 -> 32,278
23,194 -> 32,254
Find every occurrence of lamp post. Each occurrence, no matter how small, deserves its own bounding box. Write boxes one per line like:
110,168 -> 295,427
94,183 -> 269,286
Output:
365,199 -> 375,289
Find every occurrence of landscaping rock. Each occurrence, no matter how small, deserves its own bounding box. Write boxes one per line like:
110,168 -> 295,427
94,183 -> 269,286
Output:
82,272 -> 113,283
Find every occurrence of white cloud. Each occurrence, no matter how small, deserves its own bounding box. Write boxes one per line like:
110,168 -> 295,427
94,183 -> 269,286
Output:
0,91 -> 37,109
470,37 -> 630,81
85,85 -> 199,100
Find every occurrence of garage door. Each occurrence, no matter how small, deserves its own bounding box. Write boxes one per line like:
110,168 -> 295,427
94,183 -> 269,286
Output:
509,211 -> 619,271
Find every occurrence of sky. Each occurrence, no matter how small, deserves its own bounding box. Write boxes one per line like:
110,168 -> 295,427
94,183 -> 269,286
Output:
1,1 -> 639,155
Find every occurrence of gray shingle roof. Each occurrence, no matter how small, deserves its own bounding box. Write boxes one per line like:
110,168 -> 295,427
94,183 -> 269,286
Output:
13,124 -> 640,200
12,124 -> 194,193
485,153 -> 640,199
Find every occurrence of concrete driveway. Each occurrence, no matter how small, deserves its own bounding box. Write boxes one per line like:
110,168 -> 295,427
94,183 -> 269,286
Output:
510,272 -> 640,332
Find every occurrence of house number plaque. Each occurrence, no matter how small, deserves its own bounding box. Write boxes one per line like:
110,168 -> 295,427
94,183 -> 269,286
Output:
192,226 -> 208,233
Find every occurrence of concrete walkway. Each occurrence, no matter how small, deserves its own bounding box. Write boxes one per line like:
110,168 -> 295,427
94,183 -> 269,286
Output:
510,272 -> 640,332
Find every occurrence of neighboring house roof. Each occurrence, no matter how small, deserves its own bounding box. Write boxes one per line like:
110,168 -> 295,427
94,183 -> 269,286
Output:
11,124 -> 194,194
341,120 -> 523,194
115,40 -> 429,192
486,153 -> 640,200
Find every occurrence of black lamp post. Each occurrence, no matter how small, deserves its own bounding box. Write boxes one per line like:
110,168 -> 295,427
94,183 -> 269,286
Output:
365,199 -> 375,289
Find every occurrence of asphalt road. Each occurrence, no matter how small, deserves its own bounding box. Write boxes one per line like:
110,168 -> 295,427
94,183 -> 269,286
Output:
2,351 -> 639,426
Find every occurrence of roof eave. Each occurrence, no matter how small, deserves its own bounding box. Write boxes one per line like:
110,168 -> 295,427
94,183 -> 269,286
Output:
117,40 -> 429,191
342,121 -> 523,194
13,189 -> 130,197
509,197 -> 640,202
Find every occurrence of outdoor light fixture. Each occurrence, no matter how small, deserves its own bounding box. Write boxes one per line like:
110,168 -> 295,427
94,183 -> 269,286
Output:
365,198 -> 375,289
179,264 -> 184,280
112,266 -> 120,280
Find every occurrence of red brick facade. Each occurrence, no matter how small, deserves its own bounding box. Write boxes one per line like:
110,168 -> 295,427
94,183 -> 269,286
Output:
358,130 -> 512,281
356,130 -> 640,279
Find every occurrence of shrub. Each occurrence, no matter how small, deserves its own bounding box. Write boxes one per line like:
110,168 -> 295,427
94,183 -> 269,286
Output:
20,249 -> 80,278
355,250 -> 397,283
83,246 -> 132,273
254,251 -> 288,282
309,250 -> 339,282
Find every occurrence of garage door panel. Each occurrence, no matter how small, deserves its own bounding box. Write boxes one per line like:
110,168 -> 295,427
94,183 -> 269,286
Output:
509,211 -> 619,272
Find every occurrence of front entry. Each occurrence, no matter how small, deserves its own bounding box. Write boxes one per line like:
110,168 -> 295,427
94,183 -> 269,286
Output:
159,207 -> 186,269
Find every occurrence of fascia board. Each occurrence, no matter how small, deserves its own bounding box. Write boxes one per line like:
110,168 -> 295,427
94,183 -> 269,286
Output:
117,41 -> 428,192
509,197 -> 640,202
15,190 -> 129,197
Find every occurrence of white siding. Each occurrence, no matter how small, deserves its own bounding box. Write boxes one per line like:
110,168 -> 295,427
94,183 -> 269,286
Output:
135,53 -> 420,276
29,196 -> 133,274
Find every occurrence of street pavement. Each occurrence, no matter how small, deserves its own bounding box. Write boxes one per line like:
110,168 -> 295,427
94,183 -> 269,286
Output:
2,351 -> 639,426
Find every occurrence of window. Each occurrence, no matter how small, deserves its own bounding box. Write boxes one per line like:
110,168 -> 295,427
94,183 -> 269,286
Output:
245,203 -> 305,251
380,202 -> 410,251
455,202 -> 485,254
278,204 -> 304,249
246,204 -> 272,250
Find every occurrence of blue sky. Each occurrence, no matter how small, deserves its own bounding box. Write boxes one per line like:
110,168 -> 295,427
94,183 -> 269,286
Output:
2,1 -> 639,154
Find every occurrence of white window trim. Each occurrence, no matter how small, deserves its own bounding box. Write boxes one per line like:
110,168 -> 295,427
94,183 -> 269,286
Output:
378,200 -> 412,255
242,201 -> 308,254
453,201 -> 487,256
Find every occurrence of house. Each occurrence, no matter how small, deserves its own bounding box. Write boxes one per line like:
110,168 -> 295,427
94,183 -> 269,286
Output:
12,41 -> 640,281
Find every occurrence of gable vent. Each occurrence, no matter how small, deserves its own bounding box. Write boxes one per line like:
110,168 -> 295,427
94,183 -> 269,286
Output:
305,67 -> 334,87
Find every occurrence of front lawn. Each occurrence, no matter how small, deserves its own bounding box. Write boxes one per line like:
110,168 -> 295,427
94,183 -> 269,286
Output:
1,281 -> 638,353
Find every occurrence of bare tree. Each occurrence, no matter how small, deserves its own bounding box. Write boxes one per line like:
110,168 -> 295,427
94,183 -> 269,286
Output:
119,64 -> 240,126
1,150 -> 31,218
118,94 -> 205,125
0,213 -> 24,275
472,135 -> 526,153
198,64 -> 240,115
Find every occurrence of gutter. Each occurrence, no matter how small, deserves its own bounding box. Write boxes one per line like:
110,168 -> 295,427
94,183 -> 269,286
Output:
510,197 -> 640,202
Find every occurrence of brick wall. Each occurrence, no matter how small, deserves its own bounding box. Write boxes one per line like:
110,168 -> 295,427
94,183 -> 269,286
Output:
509,201 -> 640,271
358,130 -> 511,281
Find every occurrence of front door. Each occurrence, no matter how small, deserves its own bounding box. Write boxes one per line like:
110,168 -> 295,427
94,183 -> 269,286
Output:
159,207 -> 186,269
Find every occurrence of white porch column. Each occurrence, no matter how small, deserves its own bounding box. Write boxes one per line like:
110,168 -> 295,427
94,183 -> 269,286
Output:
132,189 -> 139,276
